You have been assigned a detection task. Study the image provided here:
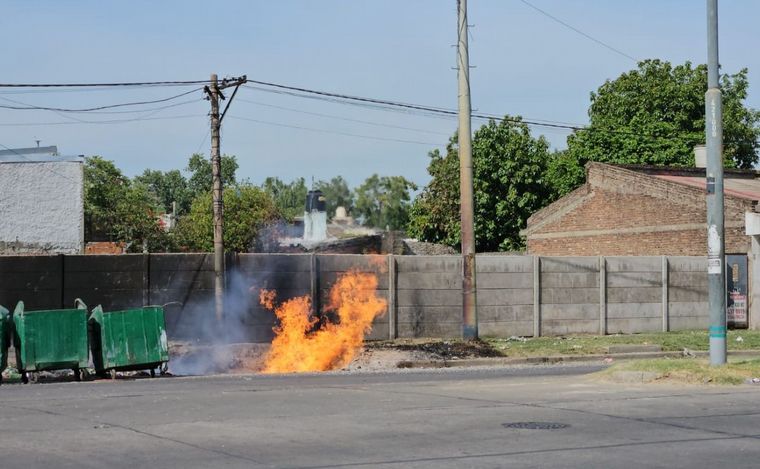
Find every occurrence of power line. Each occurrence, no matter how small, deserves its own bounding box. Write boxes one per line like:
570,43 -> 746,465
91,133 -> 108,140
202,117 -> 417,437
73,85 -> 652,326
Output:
0,95 -> 201,115
0,114 -> 203,126
243,80 -> 707,145
226,115 -> 444,146
518,0 -> 637,62
0,80 -> 208,88
235,97 -> 452,136
0,88 -> 201,112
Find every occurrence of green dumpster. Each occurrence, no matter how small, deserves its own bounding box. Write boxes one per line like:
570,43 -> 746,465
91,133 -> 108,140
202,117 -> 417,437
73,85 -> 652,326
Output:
0,306 -> 9,385
89,305 -> 169,379
13,300 -> 89,383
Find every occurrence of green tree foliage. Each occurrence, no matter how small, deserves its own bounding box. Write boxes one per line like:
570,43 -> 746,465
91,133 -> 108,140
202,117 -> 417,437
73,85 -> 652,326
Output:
134,169 -> 192,215
262,177 -> 308,220
83,156 -> 169,251
408,117 -> 556,251
315,176 -> 354,218
558,59 -> 760,195
174,185 -> 280,252
354,174 -> 417,230
186,153 -> 239,199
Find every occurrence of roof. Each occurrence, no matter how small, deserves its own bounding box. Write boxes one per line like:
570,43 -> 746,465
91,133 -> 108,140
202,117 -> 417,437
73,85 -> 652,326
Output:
615,164 -> 760,202
653,174 -> 760,201
0,145 -> 82,164
0,145 -> 58,157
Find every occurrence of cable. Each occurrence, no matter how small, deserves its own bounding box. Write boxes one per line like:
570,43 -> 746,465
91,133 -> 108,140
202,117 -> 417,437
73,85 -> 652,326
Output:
0,80 -> 208,88
0,114 -> 204,126
243,81 -> 707,144
243,83 -> 591,133
235,98 -> 452,136
0,88 -> 201,112
0,95 -> 201,115
226,115 -> 444,146
518,0 -> 637,62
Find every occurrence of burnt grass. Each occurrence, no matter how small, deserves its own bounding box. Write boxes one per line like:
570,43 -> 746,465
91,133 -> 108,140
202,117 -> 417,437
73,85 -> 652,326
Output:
368,339 -> 503,359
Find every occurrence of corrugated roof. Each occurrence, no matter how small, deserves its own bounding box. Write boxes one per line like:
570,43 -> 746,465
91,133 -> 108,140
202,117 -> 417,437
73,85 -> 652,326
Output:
653,174 -> 760,201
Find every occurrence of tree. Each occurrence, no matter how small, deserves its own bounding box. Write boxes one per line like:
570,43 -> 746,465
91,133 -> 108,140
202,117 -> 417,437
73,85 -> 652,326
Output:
408,117 -> 556,251
134,169 -> 192,215
315,176 -> 354,218
558,59 -> 760,195
262,177 -> 308,220
83,156 -> 169,251
354,174 -> 417,230
174,184 -> 280,252
186,153 -> 239,199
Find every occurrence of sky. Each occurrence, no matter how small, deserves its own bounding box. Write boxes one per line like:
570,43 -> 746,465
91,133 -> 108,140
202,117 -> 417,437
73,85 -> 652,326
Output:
1,0 -> 759,189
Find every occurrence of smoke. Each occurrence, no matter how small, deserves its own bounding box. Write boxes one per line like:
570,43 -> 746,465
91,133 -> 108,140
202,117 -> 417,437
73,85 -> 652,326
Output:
168,264 -> 273,376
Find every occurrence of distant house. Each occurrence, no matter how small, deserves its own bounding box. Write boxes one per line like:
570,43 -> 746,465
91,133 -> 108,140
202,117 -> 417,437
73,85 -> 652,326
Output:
522,162 -> 759,257
0,146 -> 84,254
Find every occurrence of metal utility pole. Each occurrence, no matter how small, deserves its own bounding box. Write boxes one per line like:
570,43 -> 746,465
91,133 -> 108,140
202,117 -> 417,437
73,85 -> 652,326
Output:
205,74 -> 246,323
457,0 -> 478,339
705,0 -> 726,365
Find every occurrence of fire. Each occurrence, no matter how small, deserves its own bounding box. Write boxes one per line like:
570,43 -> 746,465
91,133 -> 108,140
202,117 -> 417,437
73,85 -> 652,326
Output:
260,271 -> 387,373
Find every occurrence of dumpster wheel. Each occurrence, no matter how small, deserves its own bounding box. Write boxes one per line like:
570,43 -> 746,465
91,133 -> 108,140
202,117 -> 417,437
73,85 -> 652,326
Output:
109,369 -> 117,380
28,372 -> 39,384
160,363 -> 169,376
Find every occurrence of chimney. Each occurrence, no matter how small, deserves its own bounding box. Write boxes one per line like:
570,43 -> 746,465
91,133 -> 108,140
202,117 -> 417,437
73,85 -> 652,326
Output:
694,145 -> 707,168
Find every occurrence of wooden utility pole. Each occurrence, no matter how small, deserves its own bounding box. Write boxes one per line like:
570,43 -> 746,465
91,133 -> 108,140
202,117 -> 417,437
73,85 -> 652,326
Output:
205,74 -> 246,323
457,0 -> 478,339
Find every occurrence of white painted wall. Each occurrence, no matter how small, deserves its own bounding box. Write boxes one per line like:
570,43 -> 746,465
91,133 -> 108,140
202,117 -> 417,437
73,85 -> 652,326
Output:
0,160 -> 84,254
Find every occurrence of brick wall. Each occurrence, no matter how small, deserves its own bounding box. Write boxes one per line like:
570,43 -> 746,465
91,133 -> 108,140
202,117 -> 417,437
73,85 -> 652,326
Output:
526,163 -> 756,256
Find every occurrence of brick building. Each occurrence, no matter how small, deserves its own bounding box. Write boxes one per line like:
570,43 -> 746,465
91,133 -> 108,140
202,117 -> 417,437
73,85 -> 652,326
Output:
523,162 -> 760,256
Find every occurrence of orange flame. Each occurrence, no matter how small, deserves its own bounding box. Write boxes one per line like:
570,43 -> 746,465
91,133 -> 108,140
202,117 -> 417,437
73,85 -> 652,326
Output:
260,271 -> 387,373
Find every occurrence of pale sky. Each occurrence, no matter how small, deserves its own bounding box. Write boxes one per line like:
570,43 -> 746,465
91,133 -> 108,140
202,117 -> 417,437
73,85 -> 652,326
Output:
1,0 -> 758,188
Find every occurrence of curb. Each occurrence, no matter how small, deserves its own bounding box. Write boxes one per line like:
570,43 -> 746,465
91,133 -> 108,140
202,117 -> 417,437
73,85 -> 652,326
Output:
396,350 -> 760,369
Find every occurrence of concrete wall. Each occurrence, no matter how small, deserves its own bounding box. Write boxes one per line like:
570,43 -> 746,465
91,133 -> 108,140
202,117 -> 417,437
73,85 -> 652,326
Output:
0,160 -> 84,254
0,253 -> 730,341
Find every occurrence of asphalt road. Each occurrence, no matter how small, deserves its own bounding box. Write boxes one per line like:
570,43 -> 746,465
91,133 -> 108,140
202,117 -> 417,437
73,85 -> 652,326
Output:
1,364 -> 759,468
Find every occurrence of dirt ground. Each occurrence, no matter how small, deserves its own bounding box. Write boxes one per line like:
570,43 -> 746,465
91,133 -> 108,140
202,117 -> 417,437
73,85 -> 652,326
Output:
167,338 -> 502,375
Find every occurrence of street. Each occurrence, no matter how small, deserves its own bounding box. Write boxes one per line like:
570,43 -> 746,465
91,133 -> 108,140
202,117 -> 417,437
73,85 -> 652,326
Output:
1,365 -> 759,468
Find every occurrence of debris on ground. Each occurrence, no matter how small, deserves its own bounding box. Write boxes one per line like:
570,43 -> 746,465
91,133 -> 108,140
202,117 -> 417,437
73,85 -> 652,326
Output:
367,339 -> 503,360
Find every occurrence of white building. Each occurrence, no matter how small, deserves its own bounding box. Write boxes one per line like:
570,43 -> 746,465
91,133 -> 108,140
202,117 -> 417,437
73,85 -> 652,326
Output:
0,146 -> 84,254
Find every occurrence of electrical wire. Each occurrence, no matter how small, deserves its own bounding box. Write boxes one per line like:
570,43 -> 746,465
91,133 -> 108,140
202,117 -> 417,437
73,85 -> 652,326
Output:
0,114 -> 204,126
243,81 -> 705,144
226,115 -> 444,146
235,97 -> 452,136
518,0 -> 637,62
0,88 -> 201,112
0,80 -> 208,88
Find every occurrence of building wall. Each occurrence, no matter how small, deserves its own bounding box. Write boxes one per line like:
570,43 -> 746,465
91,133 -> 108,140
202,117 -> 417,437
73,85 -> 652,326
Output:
0,161 -> 84,254
526,164 -> 755,256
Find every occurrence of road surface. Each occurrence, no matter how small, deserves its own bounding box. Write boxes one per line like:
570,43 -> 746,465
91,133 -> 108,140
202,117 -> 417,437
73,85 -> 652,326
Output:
1,365 -> 759,468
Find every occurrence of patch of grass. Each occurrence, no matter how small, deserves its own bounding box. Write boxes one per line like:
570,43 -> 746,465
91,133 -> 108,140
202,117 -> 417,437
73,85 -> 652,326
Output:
482,330 -> 760,357
600,358 -> 760,385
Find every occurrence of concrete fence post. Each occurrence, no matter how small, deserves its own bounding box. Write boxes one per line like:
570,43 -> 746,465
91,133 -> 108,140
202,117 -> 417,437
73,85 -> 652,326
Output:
58,254 -> 65,309
142,254 -> 150,307
310,254 -> 320,318
388,254 -> 397,340
599,256 -> 607,335
533,256 -> 541,337
662,256 -> 670,332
